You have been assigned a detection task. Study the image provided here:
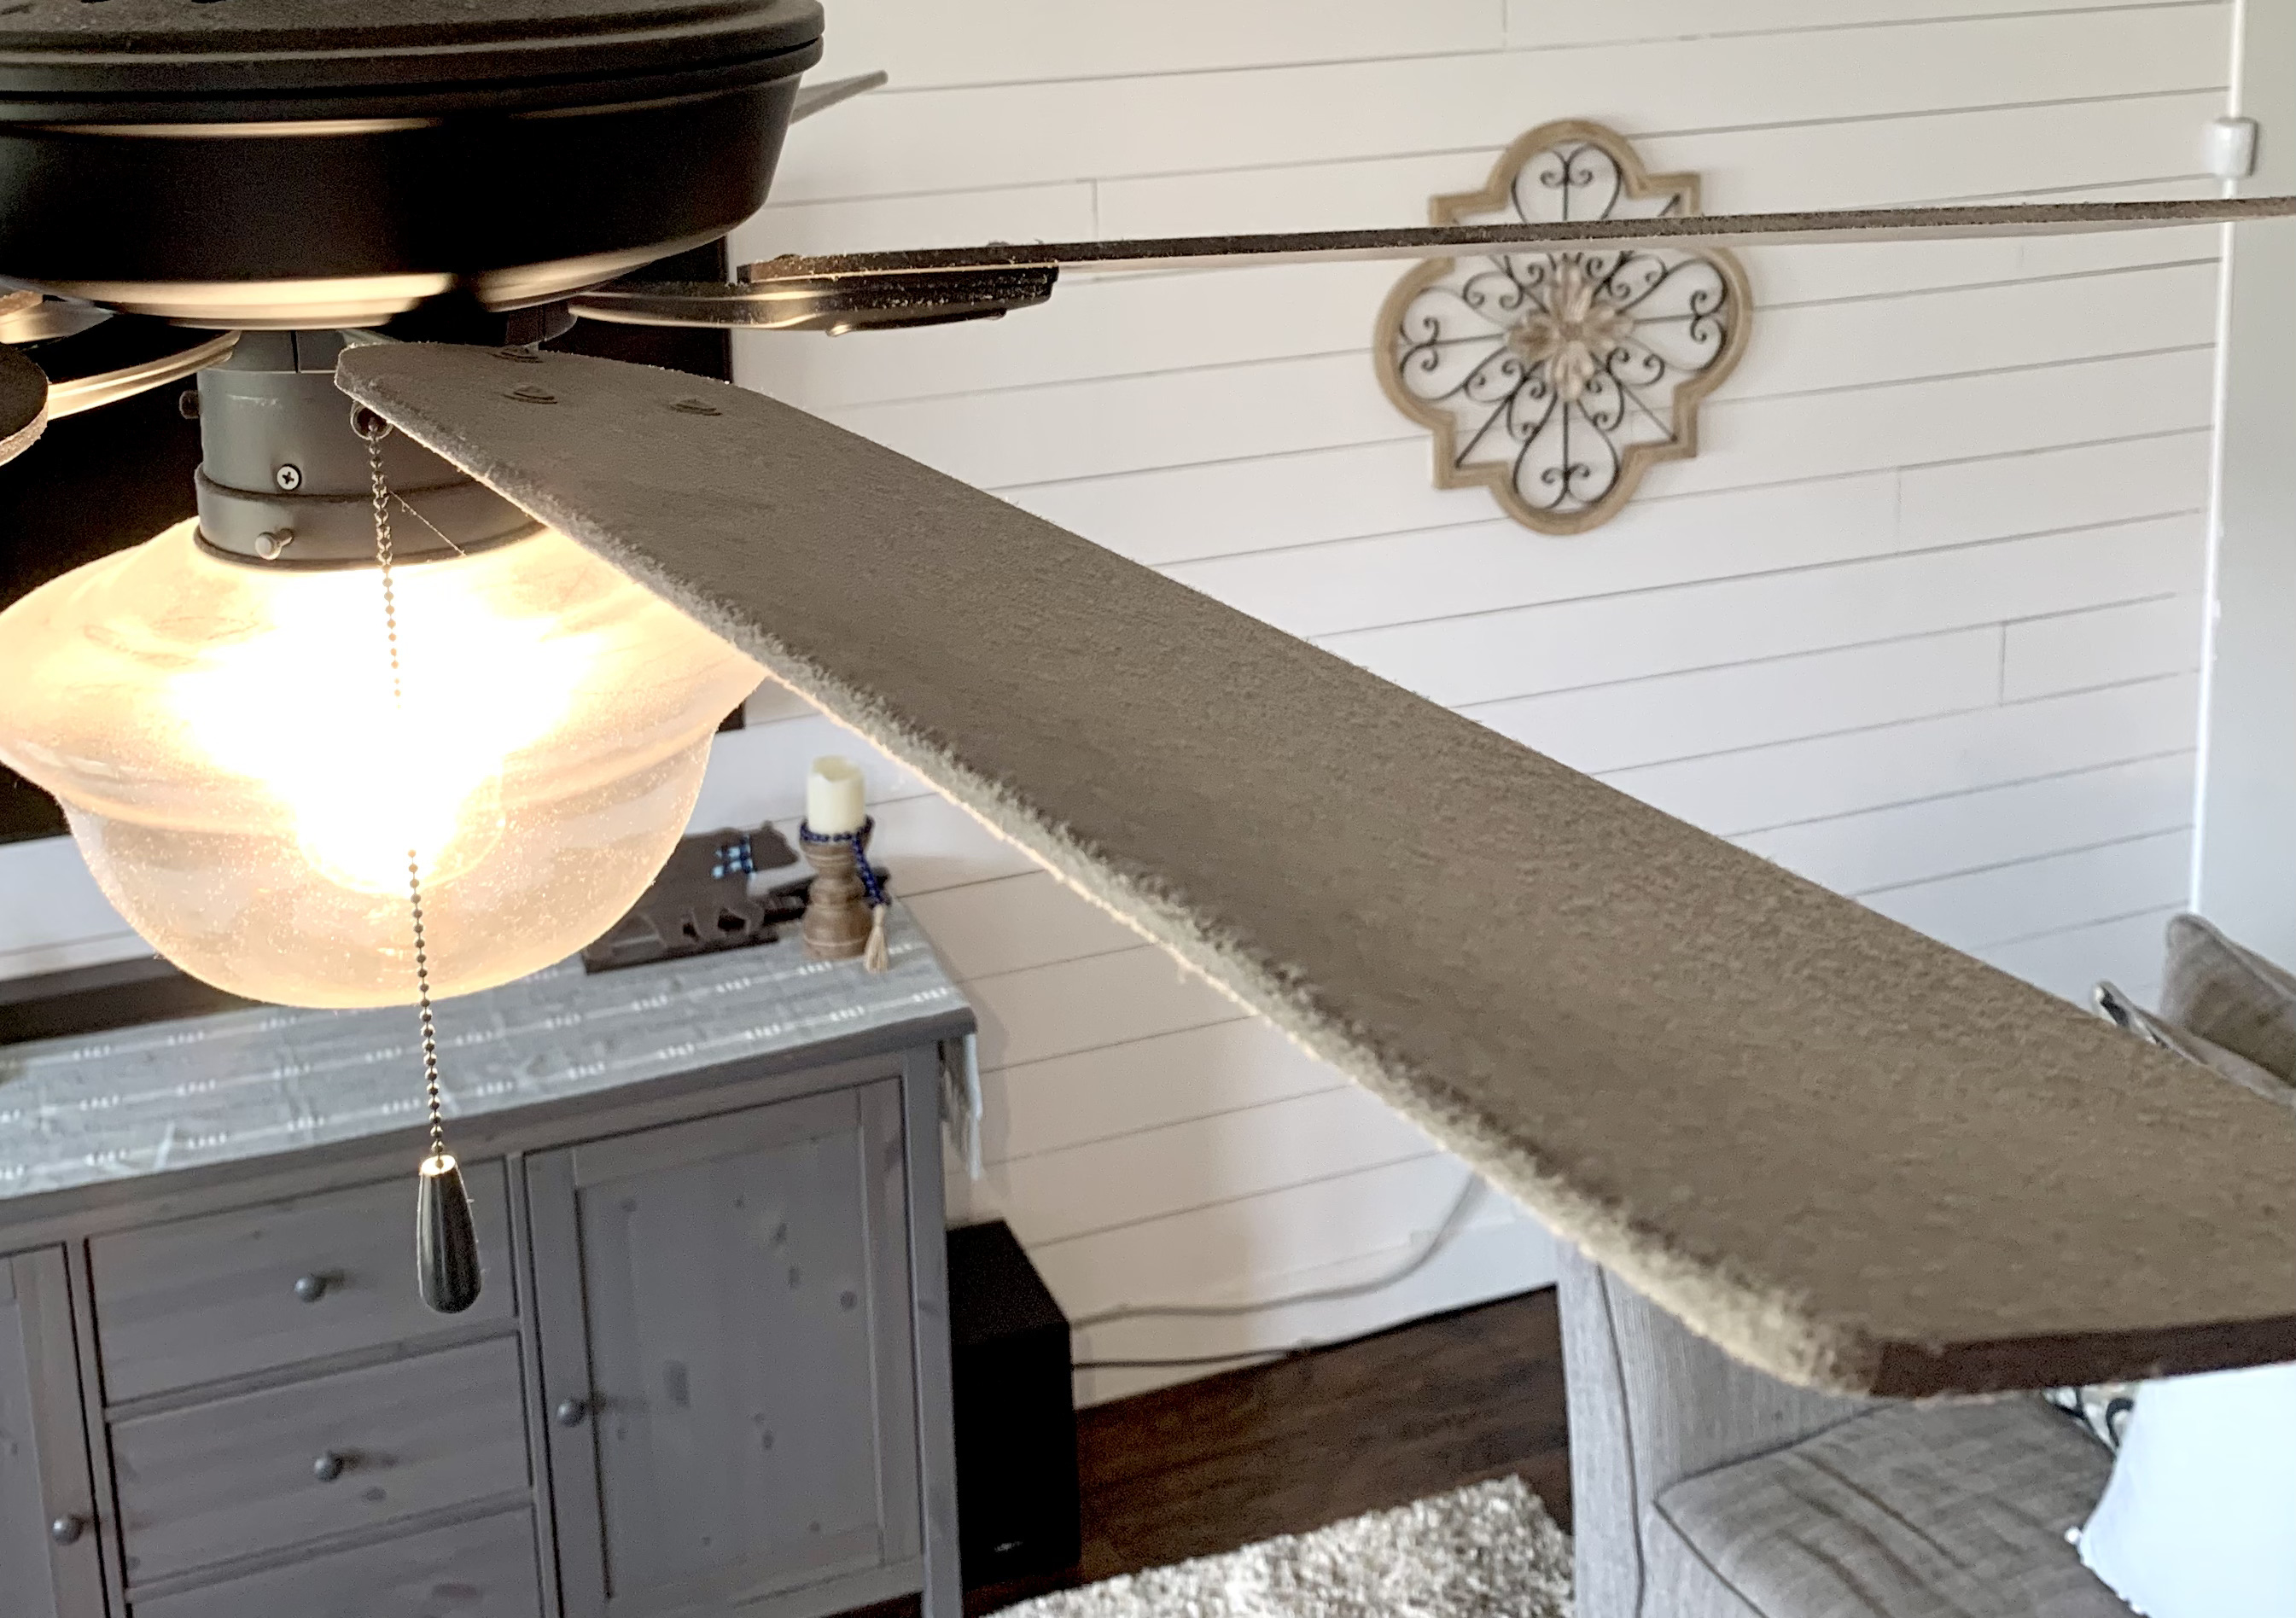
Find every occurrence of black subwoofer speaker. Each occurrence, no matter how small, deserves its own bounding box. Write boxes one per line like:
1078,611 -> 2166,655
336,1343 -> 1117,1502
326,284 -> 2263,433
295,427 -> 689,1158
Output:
947,1219 -> 1081,1588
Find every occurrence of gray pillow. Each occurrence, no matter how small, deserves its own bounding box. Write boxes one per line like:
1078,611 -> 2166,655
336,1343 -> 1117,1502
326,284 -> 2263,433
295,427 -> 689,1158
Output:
2049,969 -> 2295,1451
2094,979 -> 2296,1108
2158,913 -> 2296,1084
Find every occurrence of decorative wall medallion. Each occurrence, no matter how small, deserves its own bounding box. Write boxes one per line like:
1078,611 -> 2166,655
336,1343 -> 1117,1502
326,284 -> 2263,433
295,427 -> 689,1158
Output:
1375,121 -> 1751,534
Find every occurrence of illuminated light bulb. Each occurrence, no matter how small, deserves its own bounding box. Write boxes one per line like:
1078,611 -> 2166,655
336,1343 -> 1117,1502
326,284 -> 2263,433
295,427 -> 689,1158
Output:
0,519 -> 763,1007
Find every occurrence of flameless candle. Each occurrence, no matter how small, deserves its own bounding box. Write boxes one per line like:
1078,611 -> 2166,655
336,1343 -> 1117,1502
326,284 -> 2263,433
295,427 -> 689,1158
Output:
807,755 -> 867,834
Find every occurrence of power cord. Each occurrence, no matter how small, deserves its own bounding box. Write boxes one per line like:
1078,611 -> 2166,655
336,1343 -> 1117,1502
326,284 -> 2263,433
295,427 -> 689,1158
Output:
1069,1173 -> 1485,1372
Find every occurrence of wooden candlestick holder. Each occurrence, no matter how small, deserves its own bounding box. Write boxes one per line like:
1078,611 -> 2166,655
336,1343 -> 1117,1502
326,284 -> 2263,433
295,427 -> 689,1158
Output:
800,823 -> 876,962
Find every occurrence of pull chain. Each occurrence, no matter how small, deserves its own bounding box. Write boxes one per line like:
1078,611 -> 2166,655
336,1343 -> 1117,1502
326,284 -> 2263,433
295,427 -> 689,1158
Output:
356,406 -> 482,1315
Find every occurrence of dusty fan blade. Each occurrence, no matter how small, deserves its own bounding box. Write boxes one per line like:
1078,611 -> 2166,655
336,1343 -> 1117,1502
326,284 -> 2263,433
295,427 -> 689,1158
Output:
0,344 -> 48,465
0,295 -> 110,346
569,195 -> 2296,329
32,319 -> 237,419
337,341 -> 2296,1399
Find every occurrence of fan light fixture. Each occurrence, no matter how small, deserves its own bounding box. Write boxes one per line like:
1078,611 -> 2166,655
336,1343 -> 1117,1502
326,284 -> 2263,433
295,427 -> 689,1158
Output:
0,322 -> 762,1010
0,517 -> 759,1008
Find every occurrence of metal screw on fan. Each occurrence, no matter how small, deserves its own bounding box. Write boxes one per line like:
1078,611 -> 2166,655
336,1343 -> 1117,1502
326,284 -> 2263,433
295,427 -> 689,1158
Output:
354,403 -> 484,1316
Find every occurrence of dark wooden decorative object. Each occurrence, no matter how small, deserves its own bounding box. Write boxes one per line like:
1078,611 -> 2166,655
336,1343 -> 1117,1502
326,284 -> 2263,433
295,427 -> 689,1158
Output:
801,827 -> 877,962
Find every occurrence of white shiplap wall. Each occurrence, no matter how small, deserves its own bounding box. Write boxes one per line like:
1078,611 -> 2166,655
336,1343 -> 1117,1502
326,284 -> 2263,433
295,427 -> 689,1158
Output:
717,0 -> 2233,1400
0,0 -> 2232,1404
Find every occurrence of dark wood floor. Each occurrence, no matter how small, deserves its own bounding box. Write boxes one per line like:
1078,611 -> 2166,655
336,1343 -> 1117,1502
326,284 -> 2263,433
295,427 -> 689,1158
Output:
952,1287 -> 1570,1613
1072,1287 -> 1570,1580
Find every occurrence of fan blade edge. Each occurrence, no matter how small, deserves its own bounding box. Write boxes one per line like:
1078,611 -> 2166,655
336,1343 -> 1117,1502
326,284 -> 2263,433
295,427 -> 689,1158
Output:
0,343 -> 47,465
740,195 -> 2294,282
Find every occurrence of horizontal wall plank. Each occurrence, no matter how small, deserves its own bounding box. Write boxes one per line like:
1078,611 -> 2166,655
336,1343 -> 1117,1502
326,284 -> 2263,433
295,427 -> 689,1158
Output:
1865,828 -> 2195,953
863,350 -> 1442,489
1900,428 -> 2213,549
982,1017 -> 1343,1165
1008,439 -> 1486,567
1980,905 -> 2181,1005
766,9 -> 2225,201
976,1083 -> 1440,1246
813,0 -> 1506,92
829,317 -> 2215,496
1735,179 -> 2218,307
1508,0 -> 2218,49
1017,401 -> 2206,576
1471,627 -> 2004,777
999,345 -> 2212,514
1741,752 -> 2196,895
1324,513 -> 2204,709
967,946 -> 1240,1070
1169,431 -> 2208,637
0,931 -> 152,982
1165,474 -> 1897,630
0,840 -> 135,975
1613,673 -> 2200,836
1725,260 -> 2219,400
1638,95 -> 2227,214
1023,1152 -> 1513,1318
1072,1214 -> 1559,1406
2004,594 -> 2205,701
828,350 -> 1402,490
1098,95 -> 2222,238
1622,347 -> 2216,500
905,870 -> 1141,981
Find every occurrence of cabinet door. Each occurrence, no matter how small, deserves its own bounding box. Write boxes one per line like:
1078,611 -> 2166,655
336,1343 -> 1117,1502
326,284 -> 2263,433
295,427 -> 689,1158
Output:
0,1248 -> 106,1618
529,1082 -> 922,1618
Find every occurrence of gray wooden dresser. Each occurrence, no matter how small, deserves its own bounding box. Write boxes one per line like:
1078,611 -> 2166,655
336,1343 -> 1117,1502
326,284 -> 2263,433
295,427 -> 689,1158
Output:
0,913 -> 975,1618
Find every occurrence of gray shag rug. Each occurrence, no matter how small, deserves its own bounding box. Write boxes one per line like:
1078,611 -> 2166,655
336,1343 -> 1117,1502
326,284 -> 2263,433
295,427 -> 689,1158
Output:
999,1476 -> 1572,1618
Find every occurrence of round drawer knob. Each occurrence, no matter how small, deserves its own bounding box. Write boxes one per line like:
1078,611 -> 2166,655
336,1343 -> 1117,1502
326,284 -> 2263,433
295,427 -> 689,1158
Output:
312,1452 -> 347,1483
49,1514 -> 86,1546
293,1272 -> 329,1303
555,1397 -> 588,1428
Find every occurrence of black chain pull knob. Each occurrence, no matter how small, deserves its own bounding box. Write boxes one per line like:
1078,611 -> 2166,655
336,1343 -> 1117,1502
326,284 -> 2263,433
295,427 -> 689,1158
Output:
357,410 -> 484,1318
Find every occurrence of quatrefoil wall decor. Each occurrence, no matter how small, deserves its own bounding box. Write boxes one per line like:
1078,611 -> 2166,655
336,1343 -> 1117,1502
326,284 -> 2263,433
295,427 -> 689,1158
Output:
1376,121 -> 1751,535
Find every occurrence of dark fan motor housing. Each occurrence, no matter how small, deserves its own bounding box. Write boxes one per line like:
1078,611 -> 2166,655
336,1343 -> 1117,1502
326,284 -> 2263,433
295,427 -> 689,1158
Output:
0,0 -> 824,326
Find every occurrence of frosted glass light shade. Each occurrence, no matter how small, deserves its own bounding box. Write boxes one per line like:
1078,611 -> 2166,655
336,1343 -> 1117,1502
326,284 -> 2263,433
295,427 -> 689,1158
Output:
0,520 -> 763,1007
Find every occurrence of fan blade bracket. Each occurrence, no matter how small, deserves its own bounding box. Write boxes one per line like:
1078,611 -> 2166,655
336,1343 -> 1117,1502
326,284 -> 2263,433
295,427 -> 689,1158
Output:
790,69 -> 889,123
569,264 -> 1057,333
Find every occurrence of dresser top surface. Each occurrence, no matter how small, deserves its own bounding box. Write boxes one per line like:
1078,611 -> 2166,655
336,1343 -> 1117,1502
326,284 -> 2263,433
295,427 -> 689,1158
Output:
0,911 -> 970,1203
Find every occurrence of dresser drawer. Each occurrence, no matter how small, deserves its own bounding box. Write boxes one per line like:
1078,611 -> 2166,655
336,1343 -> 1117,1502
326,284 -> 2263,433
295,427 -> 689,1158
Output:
113,1336 -> 529,1586
91,1164 -> 515,1400
130,1508 -> 543,1618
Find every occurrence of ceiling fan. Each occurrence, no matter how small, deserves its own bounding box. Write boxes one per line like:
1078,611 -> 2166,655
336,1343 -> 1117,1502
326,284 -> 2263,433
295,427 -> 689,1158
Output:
0,0 -> 2291,1383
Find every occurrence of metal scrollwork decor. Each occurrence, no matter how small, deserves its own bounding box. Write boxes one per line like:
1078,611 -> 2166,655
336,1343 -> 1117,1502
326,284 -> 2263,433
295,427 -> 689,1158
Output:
1376,121 -> 1751,534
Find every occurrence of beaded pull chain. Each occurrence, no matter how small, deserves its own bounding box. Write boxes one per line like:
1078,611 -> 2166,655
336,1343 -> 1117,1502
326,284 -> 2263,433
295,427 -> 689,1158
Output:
355,407 -> 483,1315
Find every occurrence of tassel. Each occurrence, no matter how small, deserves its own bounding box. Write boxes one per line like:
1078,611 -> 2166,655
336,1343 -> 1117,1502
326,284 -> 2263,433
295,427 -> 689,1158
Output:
416,1153 -> 484,1314
864,903 -> 890,973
